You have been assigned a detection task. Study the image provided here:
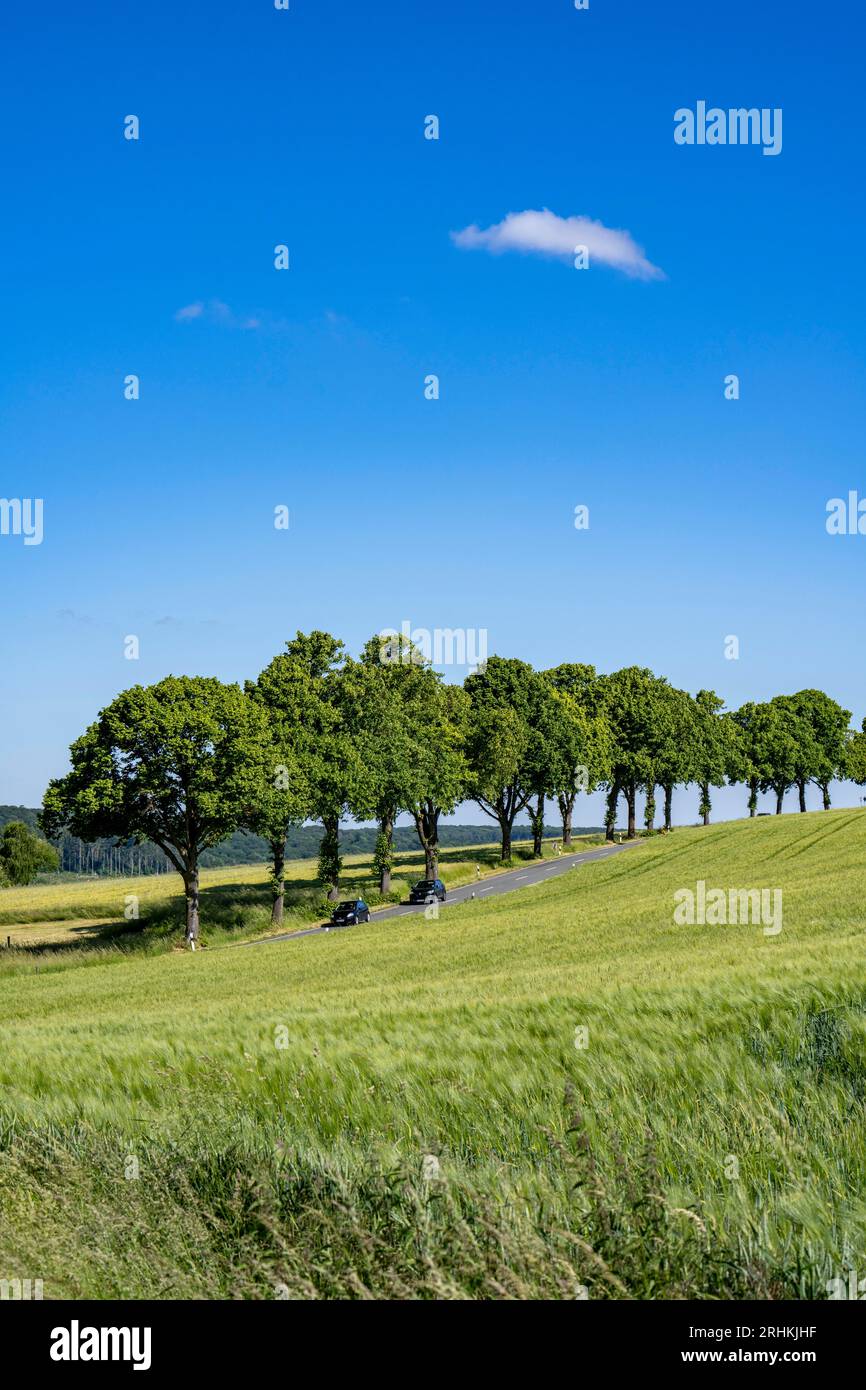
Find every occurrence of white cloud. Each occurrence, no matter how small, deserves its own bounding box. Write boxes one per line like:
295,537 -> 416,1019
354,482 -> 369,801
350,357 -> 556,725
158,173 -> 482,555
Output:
451,208 -> 664,280
173,299 -> 263,329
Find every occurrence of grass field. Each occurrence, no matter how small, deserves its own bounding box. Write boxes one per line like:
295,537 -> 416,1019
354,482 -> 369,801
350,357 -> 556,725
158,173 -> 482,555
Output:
1,810 -> 865,1299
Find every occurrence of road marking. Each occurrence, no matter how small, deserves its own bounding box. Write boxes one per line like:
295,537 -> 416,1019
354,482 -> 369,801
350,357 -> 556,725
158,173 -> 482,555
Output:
515,873 -> 528,880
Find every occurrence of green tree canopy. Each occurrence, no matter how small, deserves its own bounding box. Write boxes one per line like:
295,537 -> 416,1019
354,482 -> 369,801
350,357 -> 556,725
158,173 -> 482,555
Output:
652,685 -> 697,831
250,631 -> 370,902
40,676 -> 269,942
464,656 -> 539,861
781,689 -> 852,810
355,635 -> 467,887
244,673 -> 309,925
0,820 -> 58,887
543,663 -> 612,847
689,689 -> 739,827
733,699 -> 804,815
844,717 -> 866,789
598,667 -> 672,839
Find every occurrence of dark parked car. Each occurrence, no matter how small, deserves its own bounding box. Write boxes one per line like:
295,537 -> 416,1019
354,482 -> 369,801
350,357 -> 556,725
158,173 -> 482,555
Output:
409,878 -> 446,904
329,899 -> 371,927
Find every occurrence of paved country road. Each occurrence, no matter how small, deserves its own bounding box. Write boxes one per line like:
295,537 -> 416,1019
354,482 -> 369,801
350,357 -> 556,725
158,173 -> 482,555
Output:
241,838 -> 644,949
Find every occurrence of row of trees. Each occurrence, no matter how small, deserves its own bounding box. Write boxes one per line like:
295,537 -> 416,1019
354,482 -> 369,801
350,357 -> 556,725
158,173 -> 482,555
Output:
40,631 -> 866,943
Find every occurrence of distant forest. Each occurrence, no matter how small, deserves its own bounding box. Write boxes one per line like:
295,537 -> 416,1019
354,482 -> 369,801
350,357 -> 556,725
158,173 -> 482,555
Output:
0,806 -> 603,878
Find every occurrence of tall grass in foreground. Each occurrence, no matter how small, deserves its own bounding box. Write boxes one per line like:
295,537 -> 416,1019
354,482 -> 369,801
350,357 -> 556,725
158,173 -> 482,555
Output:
0,1096 -> 813,1299
1,812 -> 865,1298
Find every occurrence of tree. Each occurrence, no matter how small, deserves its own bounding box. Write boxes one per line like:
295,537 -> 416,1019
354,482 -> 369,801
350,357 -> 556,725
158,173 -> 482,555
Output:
733,700 -> 801,815
406,682 -> 468,878
372,827 -> 394,894
244,680 -> 308,925
251,632 -> 369,903
522,677 -> 570,857
0,821 -> 58,886
598,667 -> 671,839
642,679 -> 710,833
40,677 -> 268,944
844,718 -> 866,789
355,635 -> 466,891
731,702 -> 763,816
690,689 -> 738,827
356,636 -> 421,893
544,664 -> 611,846
752,694 -> 831,815
769,694 -> 820,813
654,686 -> 695,831
464,657 -> 538,861
783,689 -> 851,811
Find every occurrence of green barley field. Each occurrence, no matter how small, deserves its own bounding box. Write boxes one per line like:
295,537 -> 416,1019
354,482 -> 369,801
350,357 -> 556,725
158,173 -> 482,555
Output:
1,810 -> 865,1300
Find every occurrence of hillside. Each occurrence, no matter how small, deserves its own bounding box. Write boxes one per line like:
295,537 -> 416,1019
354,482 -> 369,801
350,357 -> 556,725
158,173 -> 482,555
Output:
1,809 -> 865,1299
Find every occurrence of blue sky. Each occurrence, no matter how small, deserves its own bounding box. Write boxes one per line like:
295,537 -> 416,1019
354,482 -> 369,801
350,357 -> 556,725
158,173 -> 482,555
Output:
1,0 -> 864,826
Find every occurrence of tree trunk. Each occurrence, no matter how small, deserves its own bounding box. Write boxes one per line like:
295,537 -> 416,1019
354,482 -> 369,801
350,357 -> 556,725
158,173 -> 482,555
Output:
626,781 -> 636,839
605,784 -> 619,841
531,792 -> 545,857
559,793 -> 574,847
644,783 -> 656,834
775,785 -> 785,815
663,783 -> 673,831
820,779 -> 831,810
377,811 -> 394,895
184,859 -> 200,945
748,779 -> 758,817
797,779 -> 807,812
270,840 -> 285,925
500,819 -> 512,862
319,813 -> 341,900
413,801 -> 440,879
700,781 -> 711,826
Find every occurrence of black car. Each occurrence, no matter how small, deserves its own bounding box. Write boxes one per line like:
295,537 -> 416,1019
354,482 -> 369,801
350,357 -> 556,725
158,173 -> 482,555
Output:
409,878 -> 446,905
329,899 -> 371,927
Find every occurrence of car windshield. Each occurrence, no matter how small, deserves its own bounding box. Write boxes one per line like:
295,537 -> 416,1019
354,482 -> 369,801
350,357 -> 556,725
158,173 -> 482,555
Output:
415,881 -> 435,889
337,902 -> 357,910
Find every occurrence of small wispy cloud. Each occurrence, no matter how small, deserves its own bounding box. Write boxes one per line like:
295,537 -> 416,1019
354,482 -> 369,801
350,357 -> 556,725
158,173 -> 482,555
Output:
173,299 -> 263,328
451,208 -> 664,280
57,608 -> 93,625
